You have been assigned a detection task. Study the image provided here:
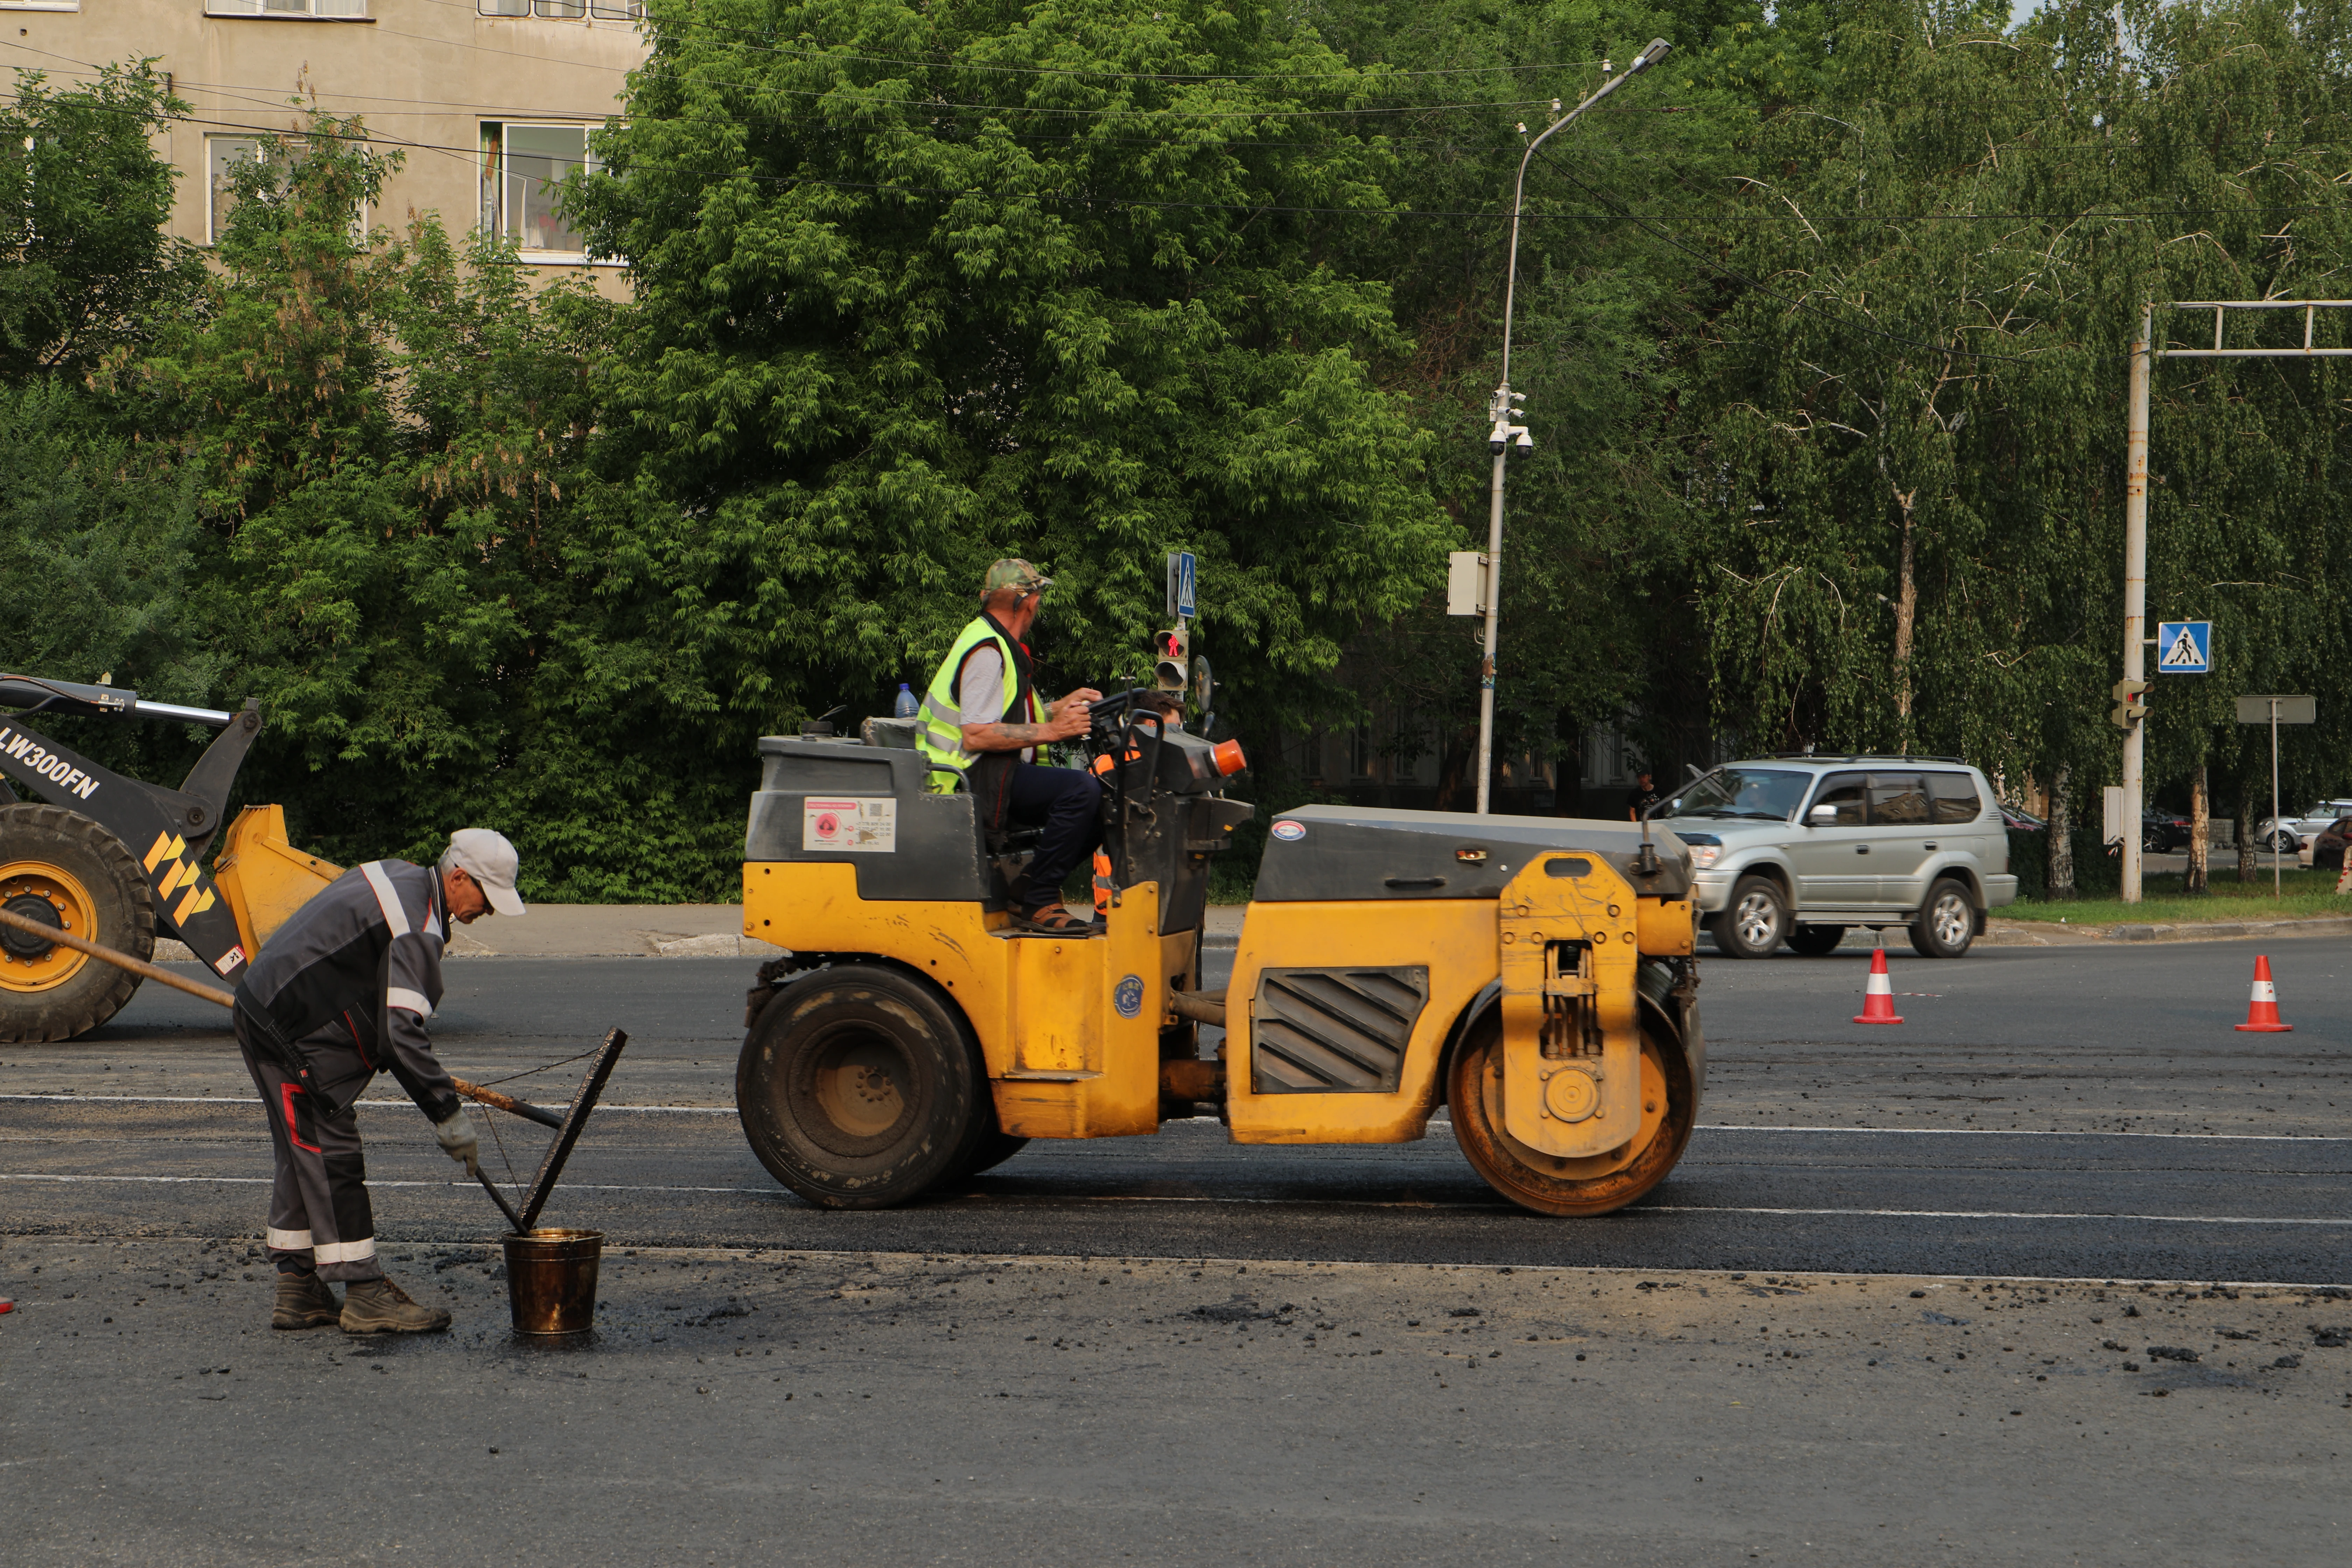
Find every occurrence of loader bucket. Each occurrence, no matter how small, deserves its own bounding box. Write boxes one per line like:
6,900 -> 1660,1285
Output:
211,805 -> 343,957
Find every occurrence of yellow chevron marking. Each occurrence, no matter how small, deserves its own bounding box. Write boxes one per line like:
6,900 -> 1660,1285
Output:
159,859 -> 194,896
174,884 -> 215,925
144,832 -> 175,872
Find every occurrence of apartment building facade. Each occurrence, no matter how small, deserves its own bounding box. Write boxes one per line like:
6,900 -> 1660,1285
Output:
3,0 -> 646,278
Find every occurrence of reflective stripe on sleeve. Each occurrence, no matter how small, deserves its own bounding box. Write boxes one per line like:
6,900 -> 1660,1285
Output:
311,1237 -> 376,1265
386,987 -> 432,1018
359,862 -> 411,938
266,1227 -> 314,1251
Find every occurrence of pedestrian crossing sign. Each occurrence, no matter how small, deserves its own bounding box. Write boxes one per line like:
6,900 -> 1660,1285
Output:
2156,620 -> 2211,674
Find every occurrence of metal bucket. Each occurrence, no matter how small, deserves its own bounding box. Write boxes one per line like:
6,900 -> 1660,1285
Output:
502,1228 -> 602,1335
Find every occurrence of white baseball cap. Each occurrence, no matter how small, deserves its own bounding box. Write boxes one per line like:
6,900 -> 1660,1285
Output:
442,828 -> 527,917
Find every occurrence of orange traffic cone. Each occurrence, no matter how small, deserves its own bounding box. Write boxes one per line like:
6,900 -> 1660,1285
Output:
1853,947 -> 1904,1025
2234,955 -> 2294,1032
1092,851 -> 1114,919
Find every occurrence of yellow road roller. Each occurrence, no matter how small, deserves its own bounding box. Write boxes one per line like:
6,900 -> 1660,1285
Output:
735,698 -> 1703,1216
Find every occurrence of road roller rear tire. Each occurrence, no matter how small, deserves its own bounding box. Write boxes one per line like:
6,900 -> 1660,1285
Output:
736,964 -> 984,1209
0,803 -> 153,1043
1446,1010 -> 1696,1217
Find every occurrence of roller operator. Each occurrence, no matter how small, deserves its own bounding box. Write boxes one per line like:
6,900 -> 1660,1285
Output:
230,828 -> 525,1333
916,559 -> 1105,935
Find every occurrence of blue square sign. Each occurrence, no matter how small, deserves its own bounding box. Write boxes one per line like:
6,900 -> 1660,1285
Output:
2156,620 -> 2211,674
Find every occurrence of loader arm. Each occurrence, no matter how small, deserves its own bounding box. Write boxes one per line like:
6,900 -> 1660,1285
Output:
0,677 -> 265,979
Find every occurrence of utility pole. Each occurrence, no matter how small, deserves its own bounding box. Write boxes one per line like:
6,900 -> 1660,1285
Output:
2118,308 -> 2150,904
2115,299 -> 2352,901
1473,37 -> 1672,815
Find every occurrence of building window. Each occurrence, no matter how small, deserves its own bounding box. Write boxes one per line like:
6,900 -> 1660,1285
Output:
478,0 -> 640,15
206,136 -> 258,245
208,0 -> 371,16
481,122 -> 602,257
206,135 -> 370,247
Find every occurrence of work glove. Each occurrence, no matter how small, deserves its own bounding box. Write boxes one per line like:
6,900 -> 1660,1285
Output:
434,1111 -> 481,1179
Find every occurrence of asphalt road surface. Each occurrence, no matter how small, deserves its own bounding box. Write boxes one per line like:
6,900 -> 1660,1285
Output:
4,938 -> 2349,1282
5,934 -> 2348,1564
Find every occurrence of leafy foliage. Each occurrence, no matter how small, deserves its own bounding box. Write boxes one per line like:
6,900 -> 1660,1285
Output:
0,62 -> 205,381
566,0 -> 1451,762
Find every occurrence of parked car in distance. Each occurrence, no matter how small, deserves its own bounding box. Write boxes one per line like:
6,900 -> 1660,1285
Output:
2141,807 -> 2194,854
2310,817 -> 2352,872
2000,803 -> 2047,833
1653,756 -> 2018,960
2255,798 -> 2352,852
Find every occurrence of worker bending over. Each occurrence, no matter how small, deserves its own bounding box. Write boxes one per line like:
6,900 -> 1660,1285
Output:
232,829 -> 526,1332
917,559 -> 1104,934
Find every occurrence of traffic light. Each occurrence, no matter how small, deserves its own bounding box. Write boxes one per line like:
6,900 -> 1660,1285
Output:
1153,625 -> 1190,691
2109,678 -> 2149,730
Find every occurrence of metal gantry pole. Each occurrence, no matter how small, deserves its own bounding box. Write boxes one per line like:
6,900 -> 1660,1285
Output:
2119,307 -> 2151,903
1472,38 -> 1672,816
2272,698 -> 2282,900
2116,300 -> 2352,897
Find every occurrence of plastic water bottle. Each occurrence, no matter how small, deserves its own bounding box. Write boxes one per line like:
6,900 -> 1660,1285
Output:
893,683 -> 919,719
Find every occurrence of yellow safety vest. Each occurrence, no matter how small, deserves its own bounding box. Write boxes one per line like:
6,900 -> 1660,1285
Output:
916,616 -> 1044,793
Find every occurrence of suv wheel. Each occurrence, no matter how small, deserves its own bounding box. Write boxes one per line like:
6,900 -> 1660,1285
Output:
2268,831 -> 2298,853
1908,878 -> 1975,959
1712,875 -> 1789,959
1787,922 -> 1846,957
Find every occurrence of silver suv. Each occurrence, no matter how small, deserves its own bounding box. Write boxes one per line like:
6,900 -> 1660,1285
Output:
1654,757 -> 2018,960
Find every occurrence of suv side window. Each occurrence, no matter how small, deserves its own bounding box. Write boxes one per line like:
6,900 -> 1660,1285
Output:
1810,772 -> 1868,826
1868,774 -> 1932,825
1926,772 -> 1982,825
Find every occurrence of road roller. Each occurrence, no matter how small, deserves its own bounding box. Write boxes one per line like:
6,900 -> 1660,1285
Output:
735,687 -> 1705,1217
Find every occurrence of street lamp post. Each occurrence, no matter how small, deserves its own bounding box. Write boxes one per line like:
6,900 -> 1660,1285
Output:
1474,38 -> 1673,816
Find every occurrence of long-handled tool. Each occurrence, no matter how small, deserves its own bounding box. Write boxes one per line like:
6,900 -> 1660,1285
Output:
0,904 -> 597,1221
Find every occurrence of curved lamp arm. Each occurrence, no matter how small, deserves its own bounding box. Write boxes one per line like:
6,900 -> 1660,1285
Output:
1495,38 -> 1673,396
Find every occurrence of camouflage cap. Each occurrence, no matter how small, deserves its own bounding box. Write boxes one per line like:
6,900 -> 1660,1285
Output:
982,558 -> 1054,596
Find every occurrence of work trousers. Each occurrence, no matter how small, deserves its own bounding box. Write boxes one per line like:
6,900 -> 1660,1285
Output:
234,1016 -> 383,1283
1005,762 -> 1104,914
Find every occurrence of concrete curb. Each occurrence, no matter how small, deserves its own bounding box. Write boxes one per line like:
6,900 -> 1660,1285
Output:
1988,915 -> 2352,946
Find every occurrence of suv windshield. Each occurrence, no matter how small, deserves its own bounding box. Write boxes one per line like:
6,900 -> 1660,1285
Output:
1657,768 -> 1811,823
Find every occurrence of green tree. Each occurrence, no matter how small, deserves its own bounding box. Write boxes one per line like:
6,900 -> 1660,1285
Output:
1684,0 -> 2352,867
0,62 -> 205,383
567,0 -> 1451,770
1307,0 -> 1760,806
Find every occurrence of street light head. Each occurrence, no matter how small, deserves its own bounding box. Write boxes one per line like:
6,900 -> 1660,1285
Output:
1631,38 -> 1673,73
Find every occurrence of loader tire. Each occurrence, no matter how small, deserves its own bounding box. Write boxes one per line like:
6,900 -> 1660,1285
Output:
736,965 -> 984,1209
0,804 -> 154,1043
1446,1010 -> 1696,1217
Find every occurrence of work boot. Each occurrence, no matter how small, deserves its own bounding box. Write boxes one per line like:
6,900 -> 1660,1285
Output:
271,1271 -> 341,1331
340,1276 -> 452,1334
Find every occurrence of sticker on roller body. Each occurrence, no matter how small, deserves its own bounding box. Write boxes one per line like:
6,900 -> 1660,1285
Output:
1113,974 -> 1143,1019
803,797 -> 897,853
1270,820 -> 1306,842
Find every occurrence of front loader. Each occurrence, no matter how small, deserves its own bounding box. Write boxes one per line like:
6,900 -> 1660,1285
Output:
736,673 -> 1705,1217
0,674 -> 340,1042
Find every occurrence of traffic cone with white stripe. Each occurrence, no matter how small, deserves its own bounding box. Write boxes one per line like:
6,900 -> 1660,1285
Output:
1853,946 -> 1904,1025
2234,954 -> 2293,1032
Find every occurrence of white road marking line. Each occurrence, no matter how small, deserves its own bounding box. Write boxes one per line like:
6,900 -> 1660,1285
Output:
5,1096 -> 2342,1144
0,1094 -> 732,1114
2,1171 -> 2345,1226
1693,1124 -> 2352,1143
